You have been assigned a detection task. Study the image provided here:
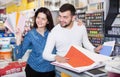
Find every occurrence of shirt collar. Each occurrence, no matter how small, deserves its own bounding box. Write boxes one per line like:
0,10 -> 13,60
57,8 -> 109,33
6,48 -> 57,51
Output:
33,28 -> 49,37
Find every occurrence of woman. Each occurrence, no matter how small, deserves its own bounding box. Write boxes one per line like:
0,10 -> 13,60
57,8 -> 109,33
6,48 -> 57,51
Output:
14,7 -> 56,77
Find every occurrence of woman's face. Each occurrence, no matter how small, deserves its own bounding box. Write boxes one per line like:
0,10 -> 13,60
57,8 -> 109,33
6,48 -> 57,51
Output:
36,12 -> 48,28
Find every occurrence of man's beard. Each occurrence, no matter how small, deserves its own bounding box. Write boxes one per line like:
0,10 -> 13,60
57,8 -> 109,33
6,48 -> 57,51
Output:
61,20 -> 72,28
62,24 -> 70,28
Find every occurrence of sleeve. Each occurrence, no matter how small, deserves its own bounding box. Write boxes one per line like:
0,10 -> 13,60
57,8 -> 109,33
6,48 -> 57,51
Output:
42,31 -> 56,61
14,33 -> 31,59
82,25 -> 95,52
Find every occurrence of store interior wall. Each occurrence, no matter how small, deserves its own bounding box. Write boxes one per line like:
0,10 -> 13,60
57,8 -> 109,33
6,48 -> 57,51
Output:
6,0 -> 44,14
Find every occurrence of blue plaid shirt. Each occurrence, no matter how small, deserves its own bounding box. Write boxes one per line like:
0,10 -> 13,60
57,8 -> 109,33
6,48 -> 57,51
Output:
14,28 -> 55,72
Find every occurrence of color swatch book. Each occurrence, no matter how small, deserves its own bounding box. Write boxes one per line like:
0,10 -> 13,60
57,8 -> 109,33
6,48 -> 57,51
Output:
4,12 -> 26,34
100,41 -> 115,56
51,45 -> 112,73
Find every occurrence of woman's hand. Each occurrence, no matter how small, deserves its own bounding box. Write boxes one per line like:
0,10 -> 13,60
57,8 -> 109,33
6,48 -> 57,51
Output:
77,19 -> 84,26
23,26 -> 31,37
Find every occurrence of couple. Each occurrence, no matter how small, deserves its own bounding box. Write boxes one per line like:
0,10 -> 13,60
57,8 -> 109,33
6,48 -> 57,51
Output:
15,3 -> 102,77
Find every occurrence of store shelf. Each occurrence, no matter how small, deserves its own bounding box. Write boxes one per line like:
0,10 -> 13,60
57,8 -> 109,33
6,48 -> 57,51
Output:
105,34 -> 120,38
104,0 -> 119,33
85,11 -> 104,47
1,72 -> 25,77
115,44 -> 120,46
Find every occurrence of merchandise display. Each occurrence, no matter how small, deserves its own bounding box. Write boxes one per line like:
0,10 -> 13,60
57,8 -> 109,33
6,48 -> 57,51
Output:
0,37 -> 12,61
85,11 -> 104,47
1,72 -> 25,77
104,14 -> 120,56
105,56 -> 120,73
0,61 -> 26,76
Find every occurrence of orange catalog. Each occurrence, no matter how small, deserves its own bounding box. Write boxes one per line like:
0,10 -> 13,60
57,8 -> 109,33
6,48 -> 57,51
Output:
51,45 -> 111,73
65,46 -> 94,68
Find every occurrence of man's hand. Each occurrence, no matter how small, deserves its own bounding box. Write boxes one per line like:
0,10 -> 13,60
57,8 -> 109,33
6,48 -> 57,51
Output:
55,55 -> 69,63
94,45 -> 103,53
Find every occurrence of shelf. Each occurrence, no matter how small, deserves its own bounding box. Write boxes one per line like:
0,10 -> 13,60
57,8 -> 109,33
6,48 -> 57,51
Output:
77,12 -> 86,14
76,6 -> 87,10
115,44 -> 120,46
85,11 -> 104,47
86,10 -> 104,13
105,34 -> 120,38
88,34 -> 103,36
111,26 -> 120,28
104,0 -> 119,33
86,25 -> 102,28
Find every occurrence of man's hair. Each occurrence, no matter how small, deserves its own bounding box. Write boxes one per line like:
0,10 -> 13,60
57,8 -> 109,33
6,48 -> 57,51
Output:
59,3 -> 76,15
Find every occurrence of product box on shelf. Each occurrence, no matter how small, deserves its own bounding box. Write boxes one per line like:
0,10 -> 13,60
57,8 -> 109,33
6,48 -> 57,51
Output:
0,49 -> 12,61
0,37 -> 12,61
0,61 -> 26,76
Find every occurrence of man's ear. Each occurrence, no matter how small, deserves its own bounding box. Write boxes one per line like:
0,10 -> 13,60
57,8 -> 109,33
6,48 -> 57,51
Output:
72,15 -> 76,21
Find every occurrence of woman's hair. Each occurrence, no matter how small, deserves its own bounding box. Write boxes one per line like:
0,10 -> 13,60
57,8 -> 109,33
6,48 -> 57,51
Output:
33,7 -> 54,31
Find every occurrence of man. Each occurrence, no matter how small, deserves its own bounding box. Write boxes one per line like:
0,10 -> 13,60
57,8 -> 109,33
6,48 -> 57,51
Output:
43,3 -> 102,77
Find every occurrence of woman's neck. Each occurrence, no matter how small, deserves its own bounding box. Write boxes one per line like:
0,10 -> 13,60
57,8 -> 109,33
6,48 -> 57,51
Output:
36,27 -> 46,36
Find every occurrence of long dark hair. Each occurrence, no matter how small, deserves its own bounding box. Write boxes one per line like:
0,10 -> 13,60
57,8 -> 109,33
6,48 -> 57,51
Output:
33,7 -> 54,31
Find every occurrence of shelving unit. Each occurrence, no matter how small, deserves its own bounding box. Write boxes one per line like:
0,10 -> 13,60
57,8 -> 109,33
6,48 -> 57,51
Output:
76,1 -> 120,56
104,14 -> 120,56
85,11 -> 104,47
76,2 -> 105,47
0,13 -> 6,33
76,7 -> 87,23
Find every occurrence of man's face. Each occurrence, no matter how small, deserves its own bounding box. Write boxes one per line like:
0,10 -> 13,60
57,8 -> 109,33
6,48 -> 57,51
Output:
58,11 -> 74,28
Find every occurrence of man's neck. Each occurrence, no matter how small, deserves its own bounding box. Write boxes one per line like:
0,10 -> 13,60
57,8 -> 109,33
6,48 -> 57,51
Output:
66,21 -> 74,29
